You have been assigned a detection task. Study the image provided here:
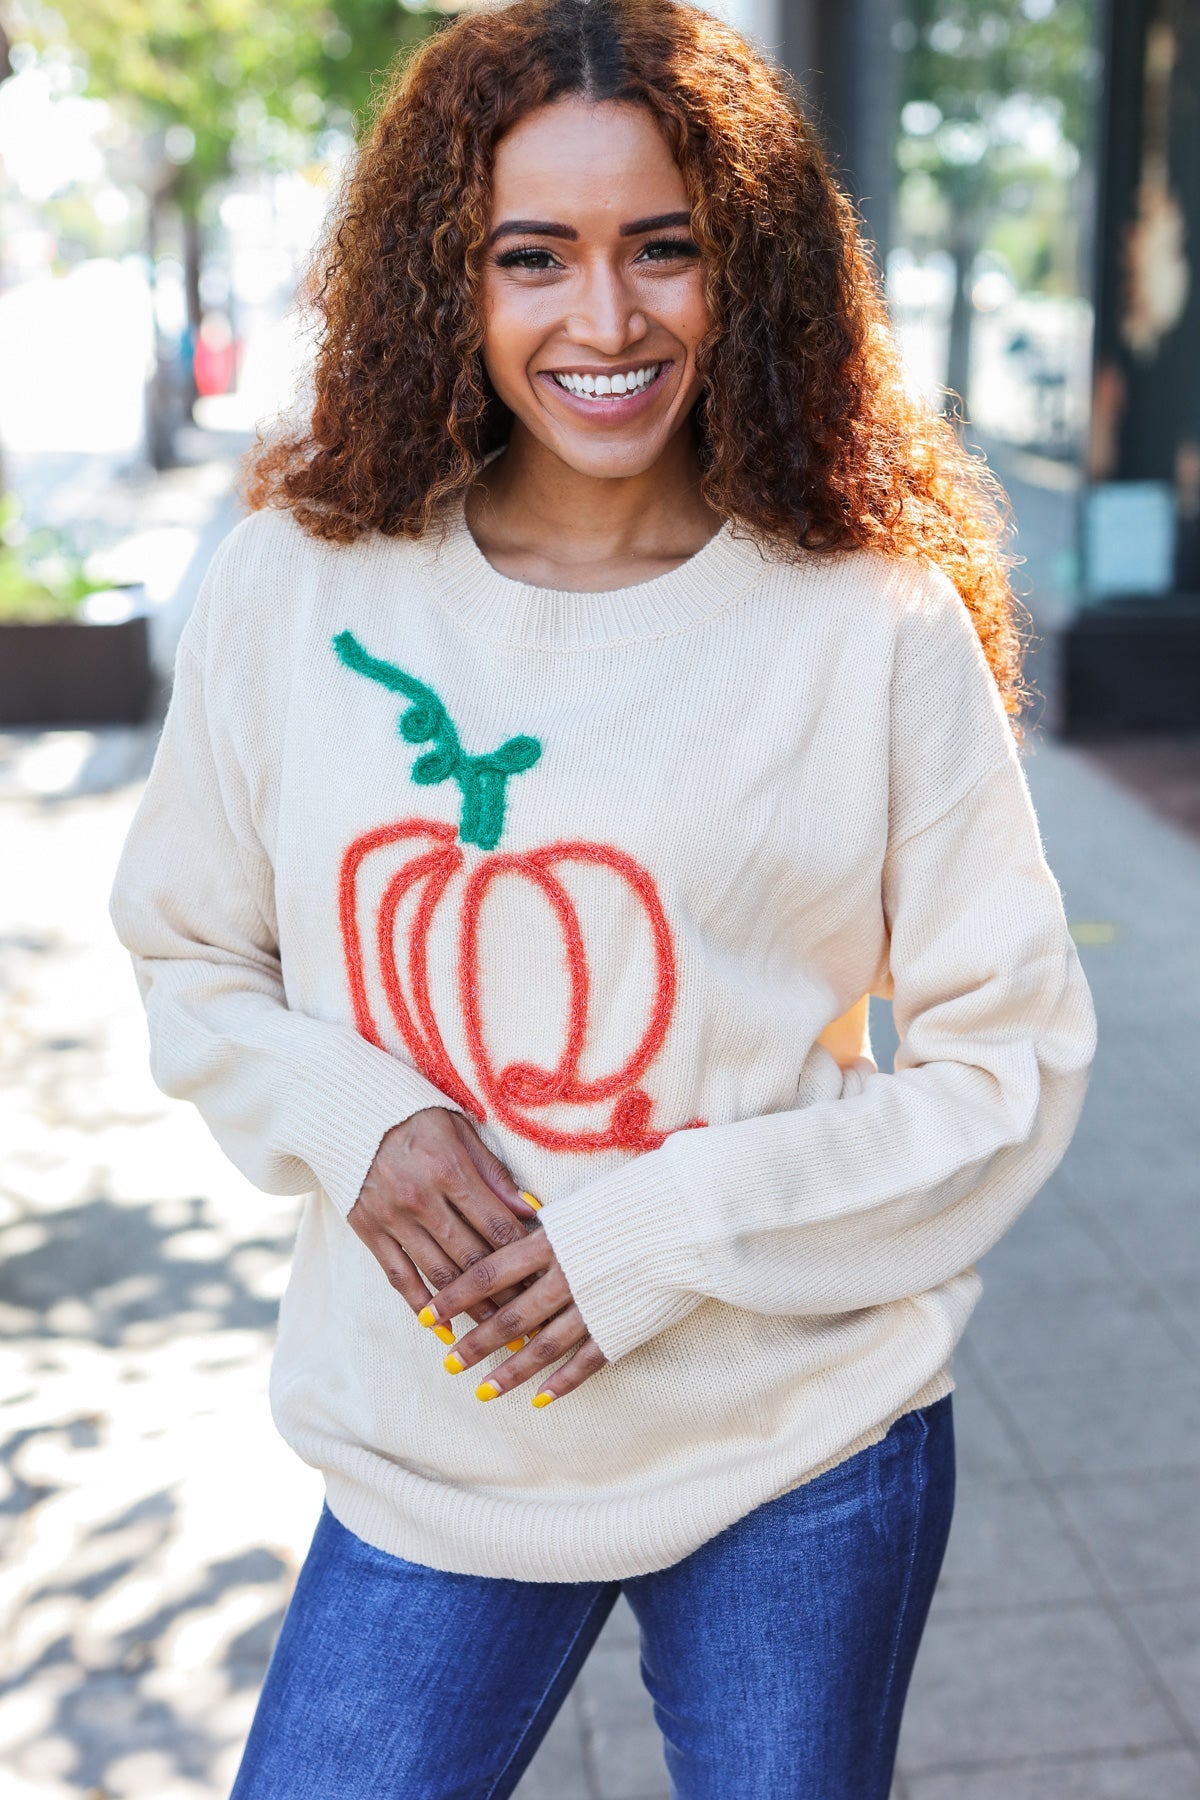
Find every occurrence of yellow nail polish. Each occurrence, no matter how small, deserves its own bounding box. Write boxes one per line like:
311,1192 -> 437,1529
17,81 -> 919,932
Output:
532,1391 -> 555,1408
520,1190 -> 543,1211
506,1337 -> 525,1352
434,1325 -> 456,1346
476,1379 -> 501,1401
443,1351 -> 465,1374
418,1304 -> 438,1329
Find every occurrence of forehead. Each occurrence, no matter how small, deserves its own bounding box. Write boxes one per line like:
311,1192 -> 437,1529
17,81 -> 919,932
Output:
490,98 -> 688,224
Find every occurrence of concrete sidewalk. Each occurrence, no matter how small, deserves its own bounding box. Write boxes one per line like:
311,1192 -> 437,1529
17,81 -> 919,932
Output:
512,731 -> 1200,1800
1,458 -> 1197,1797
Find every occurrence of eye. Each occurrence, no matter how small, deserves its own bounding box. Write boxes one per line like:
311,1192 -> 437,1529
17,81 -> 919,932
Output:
635,237 -> 700,263
494,244 -> 562,272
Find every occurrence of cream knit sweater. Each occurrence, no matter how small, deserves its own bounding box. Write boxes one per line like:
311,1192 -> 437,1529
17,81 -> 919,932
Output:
109,500 -> 1096,1582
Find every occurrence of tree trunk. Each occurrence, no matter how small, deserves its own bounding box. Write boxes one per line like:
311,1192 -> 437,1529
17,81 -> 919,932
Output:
943,216 -> 978,426
144,193 -> 180,471
180,193 -> 203,418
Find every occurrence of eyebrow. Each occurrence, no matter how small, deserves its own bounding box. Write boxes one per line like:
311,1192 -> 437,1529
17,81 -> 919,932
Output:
490,219 -> 578,244
488,210 -> 693,245
619,212 -> 693,236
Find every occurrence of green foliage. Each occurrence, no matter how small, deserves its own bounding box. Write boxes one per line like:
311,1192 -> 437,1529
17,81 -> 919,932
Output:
902,0 -> 1095,154
0,494 -> 119,623
897,0 -> 1097,260
33,0 -> 442,198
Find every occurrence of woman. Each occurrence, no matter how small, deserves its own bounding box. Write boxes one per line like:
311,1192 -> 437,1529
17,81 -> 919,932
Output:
109,2 -> 1097,1794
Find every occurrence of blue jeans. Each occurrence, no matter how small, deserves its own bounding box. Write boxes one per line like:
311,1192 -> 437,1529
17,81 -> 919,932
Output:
231,1393 -> 954,1799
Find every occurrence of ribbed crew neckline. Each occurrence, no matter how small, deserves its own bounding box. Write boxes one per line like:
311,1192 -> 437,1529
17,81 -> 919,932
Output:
413,497 -> 772,650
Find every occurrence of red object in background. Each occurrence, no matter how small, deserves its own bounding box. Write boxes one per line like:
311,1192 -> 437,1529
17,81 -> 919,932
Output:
193,314 -> 240,396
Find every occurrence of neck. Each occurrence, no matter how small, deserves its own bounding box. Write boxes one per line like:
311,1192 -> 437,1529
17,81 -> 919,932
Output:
464,419 -> 723,590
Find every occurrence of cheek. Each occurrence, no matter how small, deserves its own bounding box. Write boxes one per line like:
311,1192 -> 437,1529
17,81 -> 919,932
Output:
678,275 -> 711,355
481,284 -> 552,395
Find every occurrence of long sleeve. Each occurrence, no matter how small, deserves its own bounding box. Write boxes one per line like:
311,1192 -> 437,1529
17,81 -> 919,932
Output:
540,566 -> 1099,1364
108,551 -> 465,1215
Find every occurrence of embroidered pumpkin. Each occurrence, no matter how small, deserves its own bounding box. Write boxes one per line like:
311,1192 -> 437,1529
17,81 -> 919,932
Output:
334,633 -> 704,1154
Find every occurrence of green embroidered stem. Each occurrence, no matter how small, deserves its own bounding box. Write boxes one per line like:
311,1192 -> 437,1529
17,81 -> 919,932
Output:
332,630 -> 541,850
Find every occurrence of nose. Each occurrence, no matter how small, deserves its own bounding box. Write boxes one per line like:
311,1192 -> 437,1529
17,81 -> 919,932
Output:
564,258 -> 648,356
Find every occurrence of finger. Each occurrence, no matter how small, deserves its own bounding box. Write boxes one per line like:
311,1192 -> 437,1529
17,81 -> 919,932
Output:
450,1115 -> 542,1222
414,1201 -> 539,1328
394,1220 -> 535,1336
465,1305 -> 594,1402
383,1220 -> 490,1335
417,1228 -> 552,1334
425,1144 -> 533,1260
439,1268 -> 572,1374
357,1230 -> 428,1315
395,1206 -> 522,1326
527,1334 -> 609,1408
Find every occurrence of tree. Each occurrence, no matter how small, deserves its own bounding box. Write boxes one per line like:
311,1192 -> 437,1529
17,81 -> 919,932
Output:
33,0 -> 439,461
896,0 -> 1097,418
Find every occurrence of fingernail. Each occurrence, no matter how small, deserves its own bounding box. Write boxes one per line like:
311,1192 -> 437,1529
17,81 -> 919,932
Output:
532,1391 -> 555,1408
418,1304 -> 439,1328
434,1325 -> 456,1346
520,1191 -> 543,1211
443,1352 -> 466,1374
505,1337 -> 525,1352
475,1380 -> 501,1401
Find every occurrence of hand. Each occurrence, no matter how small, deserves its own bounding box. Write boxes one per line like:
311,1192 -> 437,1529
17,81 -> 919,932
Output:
418,1226 -> 608,1408
347,1108 -> 541,1336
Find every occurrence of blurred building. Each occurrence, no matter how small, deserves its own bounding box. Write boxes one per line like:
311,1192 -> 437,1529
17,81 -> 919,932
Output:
1071,0 -> 1200,730
763,0 -> 1199,735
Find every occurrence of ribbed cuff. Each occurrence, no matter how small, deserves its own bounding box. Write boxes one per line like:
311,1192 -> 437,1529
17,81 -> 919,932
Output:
283,1032 -> 467,1218
539,1151 -> 708,1363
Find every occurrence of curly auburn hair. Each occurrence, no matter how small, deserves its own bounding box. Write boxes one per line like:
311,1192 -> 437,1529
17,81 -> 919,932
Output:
241,0 -> 1032,729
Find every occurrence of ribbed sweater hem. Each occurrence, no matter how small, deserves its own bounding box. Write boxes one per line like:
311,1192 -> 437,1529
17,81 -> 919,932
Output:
315,1363 -> 956,1583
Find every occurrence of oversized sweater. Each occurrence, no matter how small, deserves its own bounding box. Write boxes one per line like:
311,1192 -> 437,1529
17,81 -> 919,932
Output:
108,498 -> 1097,1582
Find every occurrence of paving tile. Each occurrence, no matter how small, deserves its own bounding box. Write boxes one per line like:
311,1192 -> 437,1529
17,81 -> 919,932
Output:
595,1592 -> 640,1649
896,1604 -> 1179,1770
946,1364 -> 1031,1482
1061,1107 -> 1200,1221
965,1279 -> 1188,1383
997,1365 -> 1200,1479
1155,1275 -> 1200,1356
512,1689 -> 592,1800
1124,1598 -> 1200,1736
974,1189 -> 1122,1293
1052,1471 -> 1200,1599
904,1746 -> 1200,1799
931,1477 -> 1097,1614
1080,1190 -> 1200,1283
577,1643 -> 669,1800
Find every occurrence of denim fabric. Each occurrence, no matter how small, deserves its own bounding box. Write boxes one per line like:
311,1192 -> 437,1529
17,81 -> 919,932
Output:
230,1392 -> 954,1800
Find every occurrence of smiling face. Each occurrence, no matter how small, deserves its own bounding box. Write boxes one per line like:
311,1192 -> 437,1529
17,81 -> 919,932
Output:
480,97 -> 710,483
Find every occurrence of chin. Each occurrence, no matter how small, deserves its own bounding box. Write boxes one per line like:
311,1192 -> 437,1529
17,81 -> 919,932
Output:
543,432 -> 671,480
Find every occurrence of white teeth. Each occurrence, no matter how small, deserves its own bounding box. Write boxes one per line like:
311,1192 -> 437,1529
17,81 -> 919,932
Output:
551,362 -> 662,398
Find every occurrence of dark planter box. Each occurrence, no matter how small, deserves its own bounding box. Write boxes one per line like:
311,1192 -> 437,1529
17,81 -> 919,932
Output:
0,588 -> 152,727
1057,592 -> 1200,736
